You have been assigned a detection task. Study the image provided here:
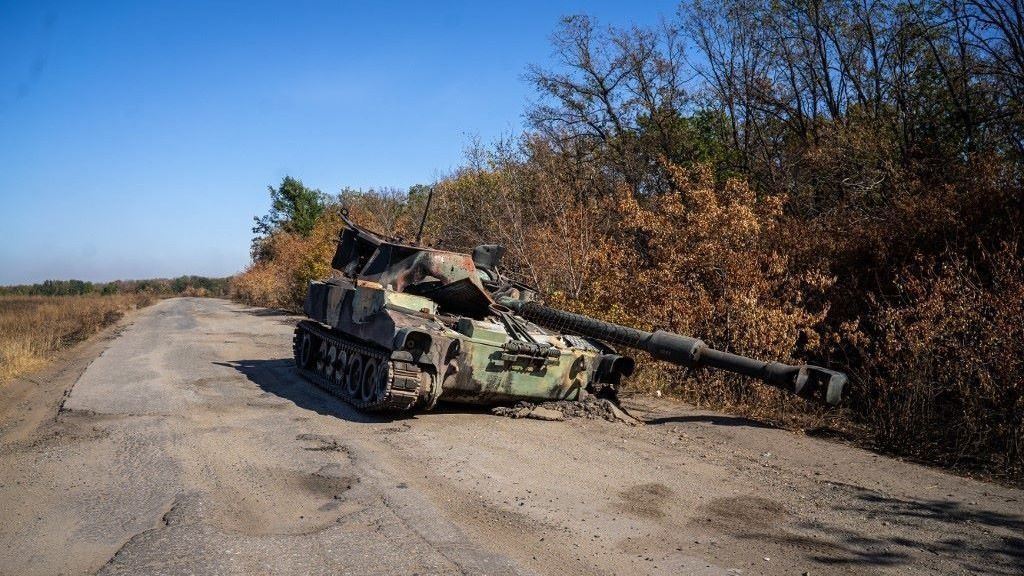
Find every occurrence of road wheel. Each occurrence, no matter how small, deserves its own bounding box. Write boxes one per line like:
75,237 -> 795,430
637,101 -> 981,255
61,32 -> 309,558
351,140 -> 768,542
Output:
298,332 -> 316,369
332,350 -> 347,389
360,358 -> 379,404
345,355 -> 363,398
374,362 -> 391,399
324,345 -> 337,381
315,340 -> 328,375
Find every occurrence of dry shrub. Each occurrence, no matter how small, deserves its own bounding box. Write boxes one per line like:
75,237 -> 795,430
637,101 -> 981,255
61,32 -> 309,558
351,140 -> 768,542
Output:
560,163 -> 834,415
181,286 -> 209,297
231,209 -> 341,310
432,137 -> 612,299
865,245 -> 1024,478
342,189 -> 424,241
0,293 -> 153,384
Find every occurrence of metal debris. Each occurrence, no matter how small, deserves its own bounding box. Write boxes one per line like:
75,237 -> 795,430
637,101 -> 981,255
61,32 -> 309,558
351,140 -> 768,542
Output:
492,396 -> 640,425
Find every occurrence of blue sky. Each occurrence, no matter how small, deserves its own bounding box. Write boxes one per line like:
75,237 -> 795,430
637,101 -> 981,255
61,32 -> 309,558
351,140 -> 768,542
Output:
0,1 -> 673,284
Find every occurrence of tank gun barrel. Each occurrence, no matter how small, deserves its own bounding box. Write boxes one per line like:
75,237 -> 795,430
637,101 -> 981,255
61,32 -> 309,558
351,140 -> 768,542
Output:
498,298 -> 846,406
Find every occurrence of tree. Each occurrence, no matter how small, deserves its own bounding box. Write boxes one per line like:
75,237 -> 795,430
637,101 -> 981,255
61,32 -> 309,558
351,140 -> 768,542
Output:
526,15 -> 692,195
252,176 -> 326,260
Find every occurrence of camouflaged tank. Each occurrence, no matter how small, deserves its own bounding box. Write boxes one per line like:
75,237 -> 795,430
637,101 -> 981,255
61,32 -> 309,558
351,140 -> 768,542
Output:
294,211 -> 847,412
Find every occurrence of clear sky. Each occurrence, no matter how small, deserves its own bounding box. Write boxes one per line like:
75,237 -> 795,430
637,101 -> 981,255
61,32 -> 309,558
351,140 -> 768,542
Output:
0,1 -> 672,285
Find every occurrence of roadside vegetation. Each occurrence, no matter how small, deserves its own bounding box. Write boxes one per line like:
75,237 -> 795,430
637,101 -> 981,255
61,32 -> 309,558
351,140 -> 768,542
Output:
0,276 -> 231,384
0,276 -> 231,298
0,294 -> 151,383
234,0 -> 1023,482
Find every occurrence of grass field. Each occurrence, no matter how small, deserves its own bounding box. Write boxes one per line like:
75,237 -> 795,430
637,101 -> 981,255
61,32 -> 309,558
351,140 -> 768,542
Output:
0,294 -> 155,383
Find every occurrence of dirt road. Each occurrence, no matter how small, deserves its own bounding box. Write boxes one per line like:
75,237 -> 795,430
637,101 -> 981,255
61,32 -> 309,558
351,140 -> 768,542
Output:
0,298 -> 1021,575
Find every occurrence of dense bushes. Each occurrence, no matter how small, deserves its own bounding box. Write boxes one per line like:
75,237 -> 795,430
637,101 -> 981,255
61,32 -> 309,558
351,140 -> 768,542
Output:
866,247 -> 1024,473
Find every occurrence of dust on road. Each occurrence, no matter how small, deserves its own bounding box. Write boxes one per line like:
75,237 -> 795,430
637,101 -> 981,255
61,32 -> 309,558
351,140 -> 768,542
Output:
0,298 -> 1021,575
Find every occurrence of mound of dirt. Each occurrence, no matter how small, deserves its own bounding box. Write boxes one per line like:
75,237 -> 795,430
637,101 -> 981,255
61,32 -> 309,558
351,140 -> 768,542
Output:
491,397 -> 641,425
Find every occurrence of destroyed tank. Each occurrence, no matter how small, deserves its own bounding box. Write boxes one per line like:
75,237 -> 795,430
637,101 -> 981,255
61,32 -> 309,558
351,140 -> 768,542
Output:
294,210 -> 847,412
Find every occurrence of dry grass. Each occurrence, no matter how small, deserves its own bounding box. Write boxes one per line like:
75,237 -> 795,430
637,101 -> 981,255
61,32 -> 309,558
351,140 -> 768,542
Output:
0,294 -> 155,384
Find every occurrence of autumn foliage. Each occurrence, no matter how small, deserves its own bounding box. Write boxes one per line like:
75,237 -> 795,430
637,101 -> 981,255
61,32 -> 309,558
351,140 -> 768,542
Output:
231,207 -> 341,310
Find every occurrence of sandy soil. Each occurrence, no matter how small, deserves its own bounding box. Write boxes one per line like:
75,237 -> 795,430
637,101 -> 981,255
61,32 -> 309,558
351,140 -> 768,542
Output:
0,297 -> 1020,575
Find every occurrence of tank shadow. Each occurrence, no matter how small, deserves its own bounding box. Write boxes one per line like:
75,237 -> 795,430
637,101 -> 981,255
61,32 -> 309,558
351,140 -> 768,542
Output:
642,414 -> 775,429
213,358 -> 394,424
239,307 -> 297,317
428,402 -> 497,416
215,358 -> 506,423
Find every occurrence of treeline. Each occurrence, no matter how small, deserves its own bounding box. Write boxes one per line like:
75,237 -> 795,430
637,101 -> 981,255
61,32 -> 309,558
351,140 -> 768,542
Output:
0,276 -> 231,297
235,0 -> 1023,481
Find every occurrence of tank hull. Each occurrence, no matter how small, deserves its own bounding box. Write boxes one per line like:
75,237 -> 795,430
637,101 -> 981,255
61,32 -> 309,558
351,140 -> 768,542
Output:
297,280 -> 613,411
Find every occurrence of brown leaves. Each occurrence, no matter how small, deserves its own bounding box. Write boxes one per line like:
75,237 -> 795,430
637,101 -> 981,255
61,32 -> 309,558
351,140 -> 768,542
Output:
866,245 -> 1024,476
590,162 -> 830,360
231,210 -> 341,311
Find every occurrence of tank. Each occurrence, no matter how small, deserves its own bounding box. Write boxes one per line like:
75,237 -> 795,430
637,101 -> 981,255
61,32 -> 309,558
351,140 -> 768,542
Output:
293,210 -> 847,412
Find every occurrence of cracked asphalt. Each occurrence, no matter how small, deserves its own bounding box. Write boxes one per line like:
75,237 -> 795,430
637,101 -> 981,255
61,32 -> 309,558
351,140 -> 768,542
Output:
1,297 -> 1022,575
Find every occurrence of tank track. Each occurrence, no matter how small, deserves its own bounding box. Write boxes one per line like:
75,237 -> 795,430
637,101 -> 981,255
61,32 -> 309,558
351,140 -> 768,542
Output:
292,320 -> 423,412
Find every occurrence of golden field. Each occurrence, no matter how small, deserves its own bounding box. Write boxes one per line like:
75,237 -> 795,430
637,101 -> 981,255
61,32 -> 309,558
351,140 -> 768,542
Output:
0,294 -> 154,383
